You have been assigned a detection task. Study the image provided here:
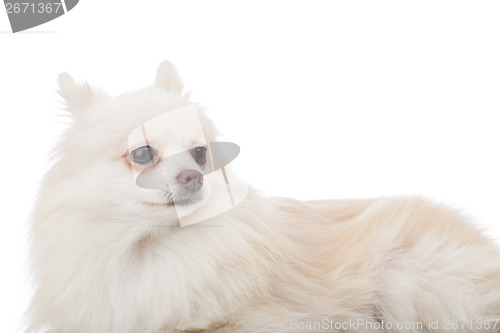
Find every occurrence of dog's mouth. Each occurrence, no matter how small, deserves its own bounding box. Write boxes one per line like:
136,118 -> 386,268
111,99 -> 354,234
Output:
166,197 -> 198,206
145,187 -> 204,207
169,186 -> 205,206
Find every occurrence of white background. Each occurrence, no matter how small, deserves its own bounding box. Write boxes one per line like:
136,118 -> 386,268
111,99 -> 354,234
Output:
1,1 -> 500,332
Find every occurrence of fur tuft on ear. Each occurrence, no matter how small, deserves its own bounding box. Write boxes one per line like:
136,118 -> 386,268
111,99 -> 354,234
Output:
58,73 -> 101,111
154,60 -> 184,93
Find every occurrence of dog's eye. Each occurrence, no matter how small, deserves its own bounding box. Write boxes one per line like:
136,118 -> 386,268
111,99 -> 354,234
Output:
192,147 -> 207,165
131,146 -> 155,165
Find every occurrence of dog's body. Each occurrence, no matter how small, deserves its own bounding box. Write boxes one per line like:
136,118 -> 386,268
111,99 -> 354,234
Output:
27,62 -> 500,333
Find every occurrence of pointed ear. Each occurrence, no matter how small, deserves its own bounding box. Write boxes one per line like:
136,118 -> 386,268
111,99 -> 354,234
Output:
58,73 -> 101,111
154,60 -> 183,93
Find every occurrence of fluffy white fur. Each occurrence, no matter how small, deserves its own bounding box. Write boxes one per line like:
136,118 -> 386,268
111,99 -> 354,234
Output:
27,61 -> 500,333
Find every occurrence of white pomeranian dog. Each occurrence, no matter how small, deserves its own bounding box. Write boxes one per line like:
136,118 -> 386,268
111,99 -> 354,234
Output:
27,61 -> 500,333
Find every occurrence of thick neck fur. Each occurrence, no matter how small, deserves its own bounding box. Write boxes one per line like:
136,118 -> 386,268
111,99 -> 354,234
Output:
28,164 -> 292,332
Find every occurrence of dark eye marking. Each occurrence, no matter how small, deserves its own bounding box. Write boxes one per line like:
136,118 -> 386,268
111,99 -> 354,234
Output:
131,146 -> 155,165
192,146 -> 207,166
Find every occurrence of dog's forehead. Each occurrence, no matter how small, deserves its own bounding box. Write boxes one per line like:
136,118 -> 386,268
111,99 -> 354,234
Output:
128,105 -> 207,154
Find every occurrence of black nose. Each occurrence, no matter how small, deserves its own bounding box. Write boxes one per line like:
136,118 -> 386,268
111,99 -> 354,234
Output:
177,169 -> 204,192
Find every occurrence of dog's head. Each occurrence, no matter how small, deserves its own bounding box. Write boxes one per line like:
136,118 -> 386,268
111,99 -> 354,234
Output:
55,61 -> 242,227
